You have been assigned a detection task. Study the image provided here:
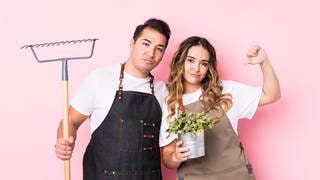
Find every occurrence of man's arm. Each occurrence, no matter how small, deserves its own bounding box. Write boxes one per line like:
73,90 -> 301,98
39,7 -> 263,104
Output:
55,106 -> 88,160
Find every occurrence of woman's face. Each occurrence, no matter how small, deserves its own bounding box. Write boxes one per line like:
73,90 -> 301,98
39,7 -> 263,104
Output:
183,45 -> 209,93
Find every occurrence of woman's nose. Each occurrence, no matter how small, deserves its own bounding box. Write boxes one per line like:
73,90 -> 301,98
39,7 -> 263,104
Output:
193,63 -> 200,71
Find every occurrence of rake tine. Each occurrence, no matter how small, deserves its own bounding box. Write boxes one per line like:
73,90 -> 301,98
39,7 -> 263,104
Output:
21,38 -> 99,51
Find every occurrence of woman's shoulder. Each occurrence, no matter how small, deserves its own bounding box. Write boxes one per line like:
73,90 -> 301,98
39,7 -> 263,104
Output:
221,80 -> 241,87
221,80 -> 256,93
221,80 -> 237,93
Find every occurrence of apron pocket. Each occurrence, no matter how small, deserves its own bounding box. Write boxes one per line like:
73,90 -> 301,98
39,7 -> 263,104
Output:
119,119 -> 143,152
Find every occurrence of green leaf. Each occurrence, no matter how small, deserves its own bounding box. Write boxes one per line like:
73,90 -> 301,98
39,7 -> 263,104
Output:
166,111 -> 214,137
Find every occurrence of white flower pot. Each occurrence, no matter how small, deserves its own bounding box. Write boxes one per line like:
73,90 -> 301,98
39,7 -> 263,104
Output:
178,131 -> 205,159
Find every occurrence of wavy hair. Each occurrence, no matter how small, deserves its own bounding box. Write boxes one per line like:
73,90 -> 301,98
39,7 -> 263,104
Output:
166,36 -> 232,120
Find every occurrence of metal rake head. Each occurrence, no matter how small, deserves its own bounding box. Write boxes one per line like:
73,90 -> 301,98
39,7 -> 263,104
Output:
21,38 -> 98,49
21,38 -> 98,63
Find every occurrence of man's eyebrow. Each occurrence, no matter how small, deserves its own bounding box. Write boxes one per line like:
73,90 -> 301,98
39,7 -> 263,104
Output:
142,39 -> 152,43
142,38 -> 165,48
157,44 -> 165,48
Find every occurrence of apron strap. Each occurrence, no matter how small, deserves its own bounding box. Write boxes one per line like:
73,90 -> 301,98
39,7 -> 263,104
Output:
178,98 -> 221,124
149,73 -> 155,95
118,62 -> 155,100
178,99 -> 185,113
118,63 -> 125,99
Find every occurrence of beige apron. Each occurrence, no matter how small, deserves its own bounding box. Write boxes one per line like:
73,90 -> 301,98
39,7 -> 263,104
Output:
177,100 -> 255,180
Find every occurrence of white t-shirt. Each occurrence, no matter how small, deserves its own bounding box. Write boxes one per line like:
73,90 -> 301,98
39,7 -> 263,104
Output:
71,63 -> 167,134
159,80 -> 262,147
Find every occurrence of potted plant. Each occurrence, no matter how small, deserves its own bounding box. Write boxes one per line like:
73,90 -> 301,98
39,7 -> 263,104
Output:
166,111 -> 214,159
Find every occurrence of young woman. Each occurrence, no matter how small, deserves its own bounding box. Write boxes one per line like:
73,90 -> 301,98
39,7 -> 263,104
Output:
160,36 -> 280,180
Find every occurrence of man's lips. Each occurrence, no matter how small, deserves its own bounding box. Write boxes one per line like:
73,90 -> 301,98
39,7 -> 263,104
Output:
143,59 -> 154,64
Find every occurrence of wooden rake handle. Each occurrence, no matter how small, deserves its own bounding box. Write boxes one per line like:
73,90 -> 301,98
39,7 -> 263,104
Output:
63,80 -> 71,180
21,39 -> 99,180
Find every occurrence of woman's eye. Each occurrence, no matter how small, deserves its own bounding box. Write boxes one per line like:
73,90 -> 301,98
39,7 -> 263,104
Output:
201,62 -> 208,67
187,58 -> 194,63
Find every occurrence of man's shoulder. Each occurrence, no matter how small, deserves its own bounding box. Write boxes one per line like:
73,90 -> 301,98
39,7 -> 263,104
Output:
153,80 -> 168,102
154,80 -> 167,91
92,63 -> 120,73
154,79 -> 166,86
88,63 -> 120,78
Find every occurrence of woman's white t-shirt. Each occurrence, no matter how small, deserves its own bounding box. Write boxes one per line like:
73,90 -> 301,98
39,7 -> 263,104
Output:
159,80 -> 262,147
71,63 -> 167,134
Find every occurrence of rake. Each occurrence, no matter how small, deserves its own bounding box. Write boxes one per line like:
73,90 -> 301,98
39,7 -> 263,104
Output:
21,38 -> 98,180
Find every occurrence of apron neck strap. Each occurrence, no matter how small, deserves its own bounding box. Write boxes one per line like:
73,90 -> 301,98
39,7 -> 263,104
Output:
118,63 -> 155,99
178,99 -> 185,113
178,99 -> 221,124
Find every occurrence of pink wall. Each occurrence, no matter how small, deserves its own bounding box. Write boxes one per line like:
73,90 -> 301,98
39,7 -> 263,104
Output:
1,0 -> 319,179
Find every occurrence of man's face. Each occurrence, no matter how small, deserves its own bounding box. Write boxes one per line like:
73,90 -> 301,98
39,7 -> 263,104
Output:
129,27 -> 167,77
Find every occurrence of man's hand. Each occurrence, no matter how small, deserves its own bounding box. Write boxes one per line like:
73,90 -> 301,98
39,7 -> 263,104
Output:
55,136 -> 75,160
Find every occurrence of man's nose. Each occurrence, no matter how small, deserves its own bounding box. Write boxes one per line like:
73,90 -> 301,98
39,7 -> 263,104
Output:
147,47 -> 155,58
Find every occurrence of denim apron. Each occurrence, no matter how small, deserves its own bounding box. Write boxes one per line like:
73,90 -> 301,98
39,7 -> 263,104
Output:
83,63 -> 162,180
177,100 -> 255,180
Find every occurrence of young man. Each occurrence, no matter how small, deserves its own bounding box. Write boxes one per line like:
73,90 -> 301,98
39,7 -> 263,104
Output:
55,18 -> 171,180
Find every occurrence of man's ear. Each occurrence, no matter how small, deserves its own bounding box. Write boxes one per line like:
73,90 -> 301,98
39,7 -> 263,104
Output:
129,39 -> 135,49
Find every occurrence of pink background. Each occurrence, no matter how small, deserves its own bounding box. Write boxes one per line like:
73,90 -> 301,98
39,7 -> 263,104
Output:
1,0 -> 319,179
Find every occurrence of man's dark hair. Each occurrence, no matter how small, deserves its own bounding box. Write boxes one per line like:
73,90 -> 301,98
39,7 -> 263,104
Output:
133,18 -> 171,47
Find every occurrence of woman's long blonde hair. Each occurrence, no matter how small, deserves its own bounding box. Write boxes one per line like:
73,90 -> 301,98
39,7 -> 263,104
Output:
166,36 -> 232,120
